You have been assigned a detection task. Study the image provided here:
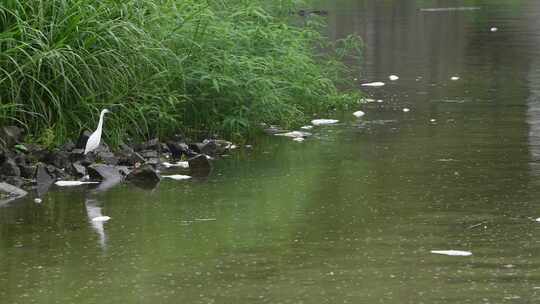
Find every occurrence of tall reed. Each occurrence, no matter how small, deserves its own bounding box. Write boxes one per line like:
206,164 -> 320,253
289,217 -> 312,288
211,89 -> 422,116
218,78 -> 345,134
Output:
0,0 -> 360,146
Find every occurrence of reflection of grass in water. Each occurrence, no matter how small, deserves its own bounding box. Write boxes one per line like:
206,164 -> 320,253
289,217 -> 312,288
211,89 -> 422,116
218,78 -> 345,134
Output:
0,0 -> 361,145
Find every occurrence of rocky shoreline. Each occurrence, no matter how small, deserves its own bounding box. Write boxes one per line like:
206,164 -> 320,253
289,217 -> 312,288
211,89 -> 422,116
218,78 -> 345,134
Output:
0,126 -> 238,205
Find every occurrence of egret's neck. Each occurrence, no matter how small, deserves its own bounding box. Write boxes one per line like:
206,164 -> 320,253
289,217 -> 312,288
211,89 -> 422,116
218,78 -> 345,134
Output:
96,111 -> 107,133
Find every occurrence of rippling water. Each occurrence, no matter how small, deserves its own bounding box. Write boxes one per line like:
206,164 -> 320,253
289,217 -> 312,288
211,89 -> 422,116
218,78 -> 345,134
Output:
2,0 -> 540,303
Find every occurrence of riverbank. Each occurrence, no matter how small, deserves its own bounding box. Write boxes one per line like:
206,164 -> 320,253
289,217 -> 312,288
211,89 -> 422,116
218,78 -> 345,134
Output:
0,0 -> 360,147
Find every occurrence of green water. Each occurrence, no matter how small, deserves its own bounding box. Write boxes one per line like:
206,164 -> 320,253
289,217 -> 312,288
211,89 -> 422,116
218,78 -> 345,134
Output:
3,0 -> 540,303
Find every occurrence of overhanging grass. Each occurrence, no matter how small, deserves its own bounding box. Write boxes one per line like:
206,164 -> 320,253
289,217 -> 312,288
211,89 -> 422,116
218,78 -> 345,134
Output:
0,0 -> 361,146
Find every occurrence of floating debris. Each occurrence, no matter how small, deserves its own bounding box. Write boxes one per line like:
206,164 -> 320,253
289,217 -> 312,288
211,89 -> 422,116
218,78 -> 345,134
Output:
490,27 -> 498,32
361,82 -> 385,87
361,98 -> 376,103
376,99 -> 384,103
451,76 -> 460,81
91,216 -> 111,222
162,161 -> 189,169
431,250 -> 472,256
353,111 -> 365,118
55,181 -> 99,187
430,118 -> 437,122
194,218 -> 216,222
535,218 -> 540,222
162,174 -> 192,181
293,138 -> 305,143
34,198 -> 42,203
402,108 -> 411,113
275,131 -> 312,138
420,7 -> 480,12
311,119 -> 339,126
389,75 -> 399,81
300,125 -> 314,130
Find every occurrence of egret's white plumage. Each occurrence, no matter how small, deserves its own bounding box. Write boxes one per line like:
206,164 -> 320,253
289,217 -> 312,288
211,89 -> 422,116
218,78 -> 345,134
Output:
84,109 -> 111,155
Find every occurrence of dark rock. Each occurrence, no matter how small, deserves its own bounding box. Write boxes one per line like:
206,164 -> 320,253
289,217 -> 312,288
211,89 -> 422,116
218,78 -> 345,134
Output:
71,162 -> 87,177
52,150 -> 71,169
19,164 -> 36,179
143,138 -> 160,150
0,182 -> 27,205
76,130 -> 92,150
263,126 -> 287,134
46,165 -> 69,180
116,147 -> 145,166
88,164 -> 123,182
1,158 -> 20,177
2,176 -> 25,188
0,126 -> 24,148
145,158 -> 160,166
141,150 -> 158,159
188,154 -> 212,176
200,140 -> 218,156
126,164 -> 160,185
60,141 -> 76,152
167,141 -> 196,159
27,145 -> 49,163
94,142 -> 110,154
69,149 -> 85,163
188,143 -> 204,154
97,151 -> 118,165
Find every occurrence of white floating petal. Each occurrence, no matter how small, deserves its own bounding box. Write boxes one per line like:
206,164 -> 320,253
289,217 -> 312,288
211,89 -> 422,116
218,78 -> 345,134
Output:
535,218 -> 540,222
431,250 -> 472,256
361,82 -> 385,87
451,76 -> 460,81
300,125 -> 313,130
162,175 -> 192,181
389,75 -> 399,81
91,216 -> 111,222
55,181 -> 99,187
402,108 -> 411,113
490,27 -> 498,32
311,119 -> 339,126
353,111 -> 365,118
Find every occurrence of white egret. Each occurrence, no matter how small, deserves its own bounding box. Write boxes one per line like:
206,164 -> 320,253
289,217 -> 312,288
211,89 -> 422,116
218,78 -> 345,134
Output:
84,109 -> 111,155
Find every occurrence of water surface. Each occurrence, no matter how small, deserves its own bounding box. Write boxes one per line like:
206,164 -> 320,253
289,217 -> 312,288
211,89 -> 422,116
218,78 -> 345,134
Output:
2,0 -> 540,303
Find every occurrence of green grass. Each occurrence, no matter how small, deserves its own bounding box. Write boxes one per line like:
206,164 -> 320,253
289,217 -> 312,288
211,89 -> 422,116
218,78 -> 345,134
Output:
0,0 -> 361,146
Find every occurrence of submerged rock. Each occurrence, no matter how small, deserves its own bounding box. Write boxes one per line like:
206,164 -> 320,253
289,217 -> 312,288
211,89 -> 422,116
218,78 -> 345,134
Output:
0,182 -> 27,205
188,154 -> 212,177
275,131 -> 312,138
126,164 -> 160,184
